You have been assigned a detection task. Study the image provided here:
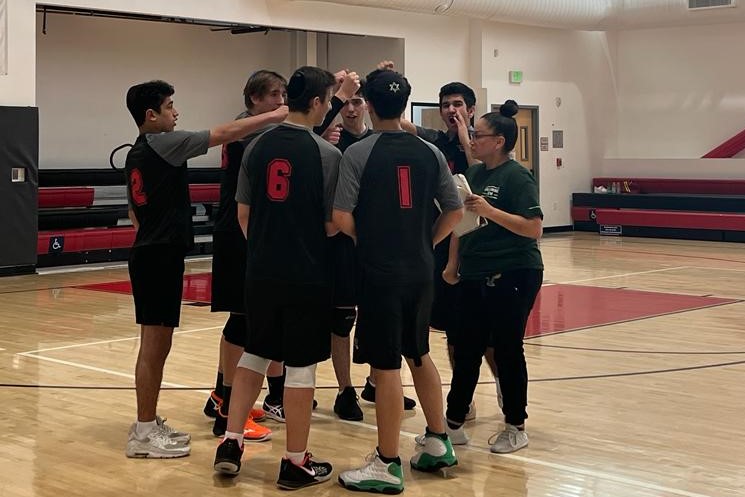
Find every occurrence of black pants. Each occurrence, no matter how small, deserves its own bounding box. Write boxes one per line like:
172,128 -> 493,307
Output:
446,268 -> 543,426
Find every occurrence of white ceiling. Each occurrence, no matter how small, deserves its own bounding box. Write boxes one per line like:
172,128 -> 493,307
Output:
301,0 -> 745,30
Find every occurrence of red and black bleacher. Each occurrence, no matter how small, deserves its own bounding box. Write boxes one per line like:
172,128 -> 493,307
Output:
572,178 -> 745,242
37,168 -> 220,267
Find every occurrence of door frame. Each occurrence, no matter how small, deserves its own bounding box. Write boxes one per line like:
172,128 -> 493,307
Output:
491,104 -> 539,189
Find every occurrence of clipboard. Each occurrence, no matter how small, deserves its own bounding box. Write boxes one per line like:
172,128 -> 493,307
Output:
452,173 -> 487,237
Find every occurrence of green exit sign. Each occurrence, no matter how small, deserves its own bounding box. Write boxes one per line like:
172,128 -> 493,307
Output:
509,70 -> 523,84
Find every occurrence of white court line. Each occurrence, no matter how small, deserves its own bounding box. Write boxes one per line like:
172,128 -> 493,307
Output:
17,350 -> 713,497
37,256 -> 212,276
560,266 -> 688,285
19,325 -> 221,355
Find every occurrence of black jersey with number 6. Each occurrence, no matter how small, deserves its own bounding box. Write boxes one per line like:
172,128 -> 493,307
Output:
236,123 -> 341,286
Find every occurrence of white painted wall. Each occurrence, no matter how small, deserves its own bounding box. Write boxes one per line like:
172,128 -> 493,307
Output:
616,22 -> 745,159
479,22 -> 618,227
36,13 -> 292,169
0,0 -> 35,106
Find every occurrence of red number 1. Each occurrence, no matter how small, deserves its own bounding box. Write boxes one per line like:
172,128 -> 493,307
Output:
267,159 -> 292,201
398,166 -> 412,209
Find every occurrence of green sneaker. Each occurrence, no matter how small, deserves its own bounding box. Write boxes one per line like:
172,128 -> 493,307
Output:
410,431 -> 457,472
338,450 -> 404,494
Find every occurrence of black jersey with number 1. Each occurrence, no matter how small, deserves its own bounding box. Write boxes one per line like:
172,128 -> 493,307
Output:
334,131 -> 462,286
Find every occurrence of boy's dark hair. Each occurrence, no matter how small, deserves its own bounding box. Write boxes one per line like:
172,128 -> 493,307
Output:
243,70 -> 287,110
126,80 -> 174,127
363,69 -> 411,120
439,82 -> 476,108
481,99 -> 520,152
286,66 -> 335,113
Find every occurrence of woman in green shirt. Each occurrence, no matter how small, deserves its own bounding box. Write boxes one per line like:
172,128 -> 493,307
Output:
442,100 -> 543,454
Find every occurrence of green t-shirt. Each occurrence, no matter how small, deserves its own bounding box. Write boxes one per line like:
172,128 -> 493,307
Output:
459,160 -> 544,278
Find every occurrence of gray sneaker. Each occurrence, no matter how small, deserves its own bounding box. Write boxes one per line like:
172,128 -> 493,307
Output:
126,424 -> 191,458
155,416 -> 191,444
489,425 -> 528,453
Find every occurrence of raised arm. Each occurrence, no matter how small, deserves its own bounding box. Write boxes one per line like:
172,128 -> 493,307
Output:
208,106 -> 287,147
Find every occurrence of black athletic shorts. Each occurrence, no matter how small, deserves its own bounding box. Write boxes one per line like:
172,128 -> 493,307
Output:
244,280 -> 332,367
331,307 -> 357,337
211,229 -> 247,313
128,243 -> 186,328
329,233 -> 357,307
354,281 -> 433,370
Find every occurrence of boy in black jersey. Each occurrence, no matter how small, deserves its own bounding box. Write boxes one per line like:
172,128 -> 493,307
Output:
328,81 -> 417,421
124,80 -> 287,459
334,70 -> 464,493
207,70 -> 287,441
213,66 -> 340,490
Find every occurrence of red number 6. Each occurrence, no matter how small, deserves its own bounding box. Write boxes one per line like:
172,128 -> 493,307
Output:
267,159 -> 292,202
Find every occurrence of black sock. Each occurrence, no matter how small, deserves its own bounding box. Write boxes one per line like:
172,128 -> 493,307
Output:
446,419 -> 463,431
219,385 -> 232,417
215,372 -> 224,398
426,426 -> 449,440
267,372 -> 285,402
376,448 -> 401,465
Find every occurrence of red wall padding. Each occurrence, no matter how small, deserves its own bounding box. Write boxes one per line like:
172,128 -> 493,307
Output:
189,184 -> 219,203
38,187 -> 95,208
37,227 -> 136,255
594,209 -> 745,231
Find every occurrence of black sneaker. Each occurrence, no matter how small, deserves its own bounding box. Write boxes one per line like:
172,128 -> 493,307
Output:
277,453 -> 333,490
214,438 -> 243,476
334,387 -> 363,421
203,390 -> 222,418
360,377 -> 417,411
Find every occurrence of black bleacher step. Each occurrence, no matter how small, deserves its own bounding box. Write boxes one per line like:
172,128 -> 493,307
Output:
572,193 -> 745,213
39,167 -> 222,187
39,206 -> 129,230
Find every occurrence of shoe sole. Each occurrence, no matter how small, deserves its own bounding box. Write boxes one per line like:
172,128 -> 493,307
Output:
410,459 -> 458,473
276,474 -> 331,490
126,450 -> 190,459
265,413 -> 286,423
244,433 -> 272,442
490,442 -> 527,454
338,477 -> 403,495
214,461 -> 240,475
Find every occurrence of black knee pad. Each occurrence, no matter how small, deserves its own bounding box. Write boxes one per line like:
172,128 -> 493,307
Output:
222,313 -> 247,347
331,307 -> 357,337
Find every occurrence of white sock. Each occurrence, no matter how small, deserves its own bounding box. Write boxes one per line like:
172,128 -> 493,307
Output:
368,376 -> 376,388
224,431 -> 244,448
135,420 -> 157,438
286,450 -> 306,465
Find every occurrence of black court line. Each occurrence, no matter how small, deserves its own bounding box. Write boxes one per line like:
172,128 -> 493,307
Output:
4,358 -> 745,390
525,343 -> 745,355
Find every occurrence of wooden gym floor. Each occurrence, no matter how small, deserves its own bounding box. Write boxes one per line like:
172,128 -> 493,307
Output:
0,232 -> 743,497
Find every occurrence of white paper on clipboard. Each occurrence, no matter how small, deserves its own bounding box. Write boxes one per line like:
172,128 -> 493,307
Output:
452,174 -> 487,237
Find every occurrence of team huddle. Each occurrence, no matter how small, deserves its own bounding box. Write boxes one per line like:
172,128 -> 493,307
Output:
123,61 -> 544,494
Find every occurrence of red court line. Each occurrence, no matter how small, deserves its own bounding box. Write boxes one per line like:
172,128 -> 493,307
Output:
78,276 -> 737,339
526,284 -> 736,337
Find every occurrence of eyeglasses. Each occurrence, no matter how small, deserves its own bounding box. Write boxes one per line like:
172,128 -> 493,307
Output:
472,133 -> 500,140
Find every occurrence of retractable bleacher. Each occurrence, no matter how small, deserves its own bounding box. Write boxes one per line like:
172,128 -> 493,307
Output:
572,177 -> 745,242
37,168 -> 221,267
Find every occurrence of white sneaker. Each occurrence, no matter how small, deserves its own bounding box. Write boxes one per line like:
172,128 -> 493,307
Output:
489,425 -> 528,453
464,401 -> 477,421
339,450 -> 404,494
155,416 -> 191,443
126,424 -> 191,458
415,423 -> 469,446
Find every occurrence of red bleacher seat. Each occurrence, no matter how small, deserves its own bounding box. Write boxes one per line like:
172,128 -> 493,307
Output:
38,187 -> 95,208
